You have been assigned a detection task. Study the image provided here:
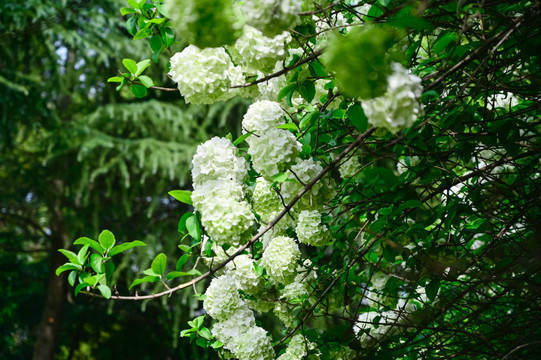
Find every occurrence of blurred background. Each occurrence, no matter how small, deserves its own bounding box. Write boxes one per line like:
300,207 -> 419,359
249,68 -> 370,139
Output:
0,0 -> 246,358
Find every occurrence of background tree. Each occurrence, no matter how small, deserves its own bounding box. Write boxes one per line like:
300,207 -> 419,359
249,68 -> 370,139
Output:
0,0 -> 246,358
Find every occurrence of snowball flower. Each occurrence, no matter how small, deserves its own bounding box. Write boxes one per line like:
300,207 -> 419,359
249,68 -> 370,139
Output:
261,236 -> 300,285
296,210 -> 332,246
247,128 -> 301,178
362,62 -> 423,132
277,334 -> 320,360
191,137 -> 248,188
226,254 -> 264,294
169,45 -> 244,104
242,100 -> 287,134
280,259 -> 317,302
234,326 -> 275,360
252,177 -> 282,221
242,0 -> 301,37
233,26 -> 291,73
204,275 -> 246,321
339,154 -> 361,179
192,182 -> 255,246
280,158 -> 336,212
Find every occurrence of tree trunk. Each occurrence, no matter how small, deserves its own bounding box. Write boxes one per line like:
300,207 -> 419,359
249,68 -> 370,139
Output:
32,184 -> 70,360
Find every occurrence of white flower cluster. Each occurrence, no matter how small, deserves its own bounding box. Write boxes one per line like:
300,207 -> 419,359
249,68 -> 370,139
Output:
261,236 -> 300,285
280,158 -> 336,212
256,68 -> 287,102
362,62 -> 423,132
205,276 -> 275,360
243,101 -> 301,178
252,177 -> 293,234
277,334 -> 320,360
296,210 -> 332,246
280,259 -> 317,302
242,0 -> 301,37
168,45 -> 244,104
233,26 -> 291,73
191,138 -> 254,245
339,154 -> 361,179
328,344 -> 356,359
226,254 -> 264,294
191,137 -> 248,188
200,236 -> 243,274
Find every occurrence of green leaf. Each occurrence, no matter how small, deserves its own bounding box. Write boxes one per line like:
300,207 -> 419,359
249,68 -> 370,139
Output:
90,253 -> 104,273
211,341 -> 224,349
169,190 -> 193,205
199,327 -> 212,339
126,16 -> 138,36
176,253 -> 190,271
161,27 -> 175,48
166,269 -> 201,280
426,279 -> 440,302
127,0 -> 142,9
74,237 -> 105,255
347,104 -> 368,132
278,83 -> 297,102
58,249 -> 80,265
135,59 -> 151,76
270,172 -> 289,183
109,240 -> 147,256
130,84 -> 147,98
68,271 -> 77,286
98,230 -> 116,251
151,253 -> 167,275
120,7 -> 138,15
148,18 -> 165,24
178,244 -> 191,252
122,58 -> 137,74
75,282 -> 90,296
299,111 -> 320,130
130,275 -> 160,289
133,28 -> 152,40
77,244 -> 90,265
308,60 -> 327,77
186,215 -> 201,241
276,123 -> 298,132
297,80 -> 316,103
105,262 -> 115,284
107,76 -> 124,83
233,133 -> 251,146
56,263 -> 82,276
153,0 -> 171,17
84,274 -> 105,286
399,200 -> 423,211
98,285 -> 112,299
178,212 -> 193,233
180,328 -> 196,337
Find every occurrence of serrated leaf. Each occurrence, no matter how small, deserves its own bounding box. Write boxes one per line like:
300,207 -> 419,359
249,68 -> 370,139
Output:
98,285 -> 112,299
74,237 -> 105,255
120,7 -> 138,15
347,104 -> 368,132
151,253 -> 167,275
77,244 -> 90,265
130,275 -> 160,289
90,253 -> 104,273
426,279 -> 440,302
75,282 -> 90,296
233,133 -> 251,146
135,59 -> 151,76
130,84 -> 147,98
56,263 -> 82,276
122,59 -> 137,74
176,253 -> 190,271
161,27 -> 175,48
58,249 -> 80,265
169,190 -> 192,205
109,240 -> 146,256
98,230 -> 116,251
